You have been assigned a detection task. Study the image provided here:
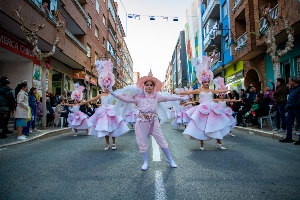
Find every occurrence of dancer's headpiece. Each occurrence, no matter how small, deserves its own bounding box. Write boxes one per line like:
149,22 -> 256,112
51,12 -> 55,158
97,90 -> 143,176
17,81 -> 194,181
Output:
136,69 -> 162,92
71,86 -> 85,101
194,56 -> 214,83
95,59 -> 115,90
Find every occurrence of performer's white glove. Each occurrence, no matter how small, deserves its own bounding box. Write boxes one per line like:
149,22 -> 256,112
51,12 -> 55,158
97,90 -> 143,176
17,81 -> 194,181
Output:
108,85 -> 115,96
180,96 -> 189,101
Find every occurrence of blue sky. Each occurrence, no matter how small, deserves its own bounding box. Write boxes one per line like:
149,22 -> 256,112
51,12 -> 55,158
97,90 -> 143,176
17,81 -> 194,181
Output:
116,0 -> 193,81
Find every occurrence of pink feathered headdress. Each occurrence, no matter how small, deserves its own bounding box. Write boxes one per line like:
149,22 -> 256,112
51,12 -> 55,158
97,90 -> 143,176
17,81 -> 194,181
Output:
213,77 -> 227,95
95,59 -> 115,90
71,86 -> 85,101
193,56 -> 214,83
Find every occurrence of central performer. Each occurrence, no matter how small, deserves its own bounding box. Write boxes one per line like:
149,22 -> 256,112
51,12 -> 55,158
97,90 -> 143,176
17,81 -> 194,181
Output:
109,69 -> 188,171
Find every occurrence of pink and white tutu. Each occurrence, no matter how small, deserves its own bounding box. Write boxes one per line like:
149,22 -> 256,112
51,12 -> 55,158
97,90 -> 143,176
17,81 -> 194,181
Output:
88,104 -> 130,138
125,108 -> 139,124
171,105 -> 190,128
219,101 -> 236,135
183,92 -> 232,140
67,105 -> 92,133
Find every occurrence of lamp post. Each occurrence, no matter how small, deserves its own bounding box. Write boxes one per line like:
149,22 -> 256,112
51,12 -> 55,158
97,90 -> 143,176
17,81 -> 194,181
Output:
208,22 -> 236,79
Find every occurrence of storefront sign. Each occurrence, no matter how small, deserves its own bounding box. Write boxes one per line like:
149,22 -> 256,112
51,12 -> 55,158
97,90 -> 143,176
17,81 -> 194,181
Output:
72,70 -> 84,79
0,30 -> 38,62
226,70 -> 243,84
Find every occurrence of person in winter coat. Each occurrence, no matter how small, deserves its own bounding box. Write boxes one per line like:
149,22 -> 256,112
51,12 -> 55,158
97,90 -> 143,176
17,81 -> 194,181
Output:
28,87 -> 39,133
263,79 -> 275,108
0,79 -> 16,139
272,78 -> 289,132
15,83 -> 29,140
279,76 -> 300,145
251,94 -> 270,128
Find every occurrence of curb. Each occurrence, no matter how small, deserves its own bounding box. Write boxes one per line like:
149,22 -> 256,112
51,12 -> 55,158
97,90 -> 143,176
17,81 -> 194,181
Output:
234,126 -> 285,140
0,128 -> 72,148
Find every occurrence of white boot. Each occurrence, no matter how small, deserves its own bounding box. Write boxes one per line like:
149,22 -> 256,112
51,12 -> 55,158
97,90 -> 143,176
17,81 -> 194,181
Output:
161,148 -> 177,168
141,151 -> 148,170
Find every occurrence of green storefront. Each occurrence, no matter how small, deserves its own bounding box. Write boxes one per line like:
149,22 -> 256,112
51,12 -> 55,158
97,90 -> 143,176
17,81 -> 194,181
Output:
225,61 -> 244,91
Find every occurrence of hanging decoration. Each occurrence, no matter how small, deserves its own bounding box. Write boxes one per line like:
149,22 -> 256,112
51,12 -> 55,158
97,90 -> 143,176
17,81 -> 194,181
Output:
126,14 -> 197,22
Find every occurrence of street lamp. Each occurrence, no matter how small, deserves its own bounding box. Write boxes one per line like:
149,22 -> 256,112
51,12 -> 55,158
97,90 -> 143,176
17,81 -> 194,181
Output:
208,22 -> 236,79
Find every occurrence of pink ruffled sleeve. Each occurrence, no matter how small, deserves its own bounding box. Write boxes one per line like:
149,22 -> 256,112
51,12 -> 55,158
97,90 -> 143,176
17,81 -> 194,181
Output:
157,94 -> 181,103
113,93 -> 138,103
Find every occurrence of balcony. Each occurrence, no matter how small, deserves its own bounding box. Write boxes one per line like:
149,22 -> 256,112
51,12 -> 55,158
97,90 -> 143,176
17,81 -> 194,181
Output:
259,4 -> 279,35
208,52 -> 220,68
28,0 -> 57,24
203,21 -> 221,52
202,0 -> 220,24
234,32 -> 247,52
65,29 -> 88,53
74,0 -> 90,23
232,0 -> 244,13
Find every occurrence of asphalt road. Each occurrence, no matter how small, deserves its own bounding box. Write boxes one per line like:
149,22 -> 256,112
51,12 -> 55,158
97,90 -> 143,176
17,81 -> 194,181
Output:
1,122 -> 300,200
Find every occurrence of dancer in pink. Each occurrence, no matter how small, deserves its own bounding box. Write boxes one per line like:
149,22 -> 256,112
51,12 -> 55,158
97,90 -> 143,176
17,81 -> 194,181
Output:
176,57 -> 232,150
86,60 -> 129,150
109,70 -> 188,170
124,103 -> 139,129
65,86 -> 93,136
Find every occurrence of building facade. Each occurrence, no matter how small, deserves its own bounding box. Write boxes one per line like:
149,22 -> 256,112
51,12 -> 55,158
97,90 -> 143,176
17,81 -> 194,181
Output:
0,0 -> 131,100
170,31 -> 187,90
122,40 -> 134,86
163,62 -> 172,92
132,71 -> 140,84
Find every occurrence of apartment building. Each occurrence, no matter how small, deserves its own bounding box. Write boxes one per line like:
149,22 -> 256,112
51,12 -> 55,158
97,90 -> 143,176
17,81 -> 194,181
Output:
0,0 -> 130,99
163,62 -> 172,92
122,40 -> 134,86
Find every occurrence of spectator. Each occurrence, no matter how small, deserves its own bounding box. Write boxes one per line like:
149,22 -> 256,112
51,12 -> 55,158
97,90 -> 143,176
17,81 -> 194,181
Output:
37,97 -> 43,117
248,86 -> 258,105
15,79 -> 27,98
272,78 -> 289,132
59,91 -> 67,100
54,99 -> 68,127
15,83 -> 29,140
28,87 -> 39,133
80,103 -> 94,117
46,97 -> 54,126
232,90 -> 239,100
236,98 -> 251,125
240,89 -> 246,98
42,2 -> 50,14
251,94 -> 270,128
0,79 -> 16,139
49,92 -> 56,107
245,83 -> 253,98
279,76 -> 300,144
264,79 -> 275,109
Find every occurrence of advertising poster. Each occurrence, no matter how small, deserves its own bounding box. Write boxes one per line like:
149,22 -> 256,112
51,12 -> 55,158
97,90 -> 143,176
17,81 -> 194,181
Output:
33,64 -> 49,98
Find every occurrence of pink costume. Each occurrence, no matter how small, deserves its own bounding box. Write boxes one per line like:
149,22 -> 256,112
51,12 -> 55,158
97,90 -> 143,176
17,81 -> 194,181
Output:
183,91 -> 232,140
218,101 -> 236,135
88,96 -> 130,138
171,105 -> 190,128
67,105 -> 93,133
124,105 -> 139,125
112,92 -> 181,153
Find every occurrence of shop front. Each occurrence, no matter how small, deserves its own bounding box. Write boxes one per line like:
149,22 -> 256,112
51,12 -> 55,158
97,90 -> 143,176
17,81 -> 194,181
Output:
0,30 -> 49,97
72,70 -> 99,99
225,61 -> 244,92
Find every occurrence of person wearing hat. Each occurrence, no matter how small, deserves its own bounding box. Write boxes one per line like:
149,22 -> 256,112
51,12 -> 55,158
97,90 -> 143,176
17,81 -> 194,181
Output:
109,69 -> 188,171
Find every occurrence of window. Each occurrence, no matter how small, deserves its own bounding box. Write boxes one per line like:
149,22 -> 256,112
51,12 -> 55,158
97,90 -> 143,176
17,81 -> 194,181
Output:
103,15 -> 106,26
96,0 -> 100,14
224,35 -> 229,50
117,56 -> 120,66
95,52 -> 98,62
222,2 -> 228,18
102,37 -> 106,47
87,44 -> 91,57
95,26 -> 99,38
88,14 -> 92,29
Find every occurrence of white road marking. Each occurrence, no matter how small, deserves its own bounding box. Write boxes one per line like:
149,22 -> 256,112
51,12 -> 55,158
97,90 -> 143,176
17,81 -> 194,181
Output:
155,170 -> 167,200
151,136 -> 161,161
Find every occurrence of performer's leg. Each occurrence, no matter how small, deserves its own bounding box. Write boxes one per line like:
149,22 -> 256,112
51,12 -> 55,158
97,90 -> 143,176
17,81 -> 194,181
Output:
104,136 -> 110,150
216,139 -> 226,150
200,140 -> 204,150
135,121 -> 150,170
112,137 -> 116,150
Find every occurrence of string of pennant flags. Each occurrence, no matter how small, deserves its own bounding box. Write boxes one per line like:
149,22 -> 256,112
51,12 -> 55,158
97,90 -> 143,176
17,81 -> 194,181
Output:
127,14 -> 197,22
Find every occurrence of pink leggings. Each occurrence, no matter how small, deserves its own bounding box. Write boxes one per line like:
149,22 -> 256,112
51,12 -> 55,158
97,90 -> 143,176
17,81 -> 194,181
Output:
135,120 -> 168,153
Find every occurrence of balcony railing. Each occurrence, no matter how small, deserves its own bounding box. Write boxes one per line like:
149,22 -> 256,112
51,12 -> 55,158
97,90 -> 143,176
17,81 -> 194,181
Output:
209,52 -> 219,68
234,32 -> 247,52
232,0 -> 244,13
65,29 -> 88,53
29,0 -> 57,23
259,4 -> 279,35
202,0 -> 219,23
74,0 -> 90,22
203,21 -> 219,47
109,29 -> 117,43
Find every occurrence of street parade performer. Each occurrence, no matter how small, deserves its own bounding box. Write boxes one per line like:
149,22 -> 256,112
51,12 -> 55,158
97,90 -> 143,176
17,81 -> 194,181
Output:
65,86 -> 93,136
108,69 -> 188,171
86,59 -> 129,150
176,56 -> 231,150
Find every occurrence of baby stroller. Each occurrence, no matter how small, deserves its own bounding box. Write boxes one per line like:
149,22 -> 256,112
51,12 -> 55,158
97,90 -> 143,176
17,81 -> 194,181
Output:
241,111 -> 253,127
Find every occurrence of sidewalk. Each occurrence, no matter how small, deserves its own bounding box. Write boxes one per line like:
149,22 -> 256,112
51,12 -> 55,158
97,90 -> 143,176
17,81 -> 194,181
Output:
234,125 -> 299,141
0,125 -> 71,148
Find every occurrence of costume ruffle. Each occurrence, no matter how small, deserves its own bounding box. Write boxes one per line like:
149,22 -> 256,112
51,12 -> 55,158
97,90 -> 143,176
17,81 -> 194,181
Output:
171,111 -> 190,127
88,105 -> 130,138
67,111 -> 92,133
183,102 -> 232,140
125,109 -> 139,123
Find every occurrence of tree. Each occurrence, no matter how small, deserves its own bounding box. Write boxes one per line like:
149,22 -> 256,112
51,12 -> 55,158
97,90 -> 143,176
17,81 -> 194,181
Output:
261,6 -> 294,80
15,8 -> 64,129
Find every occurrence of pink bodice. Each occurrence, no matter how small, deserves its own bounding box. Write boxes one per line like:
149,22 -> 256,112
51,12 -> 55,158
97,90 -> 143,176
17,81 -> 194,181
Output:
114,93 -> 181,113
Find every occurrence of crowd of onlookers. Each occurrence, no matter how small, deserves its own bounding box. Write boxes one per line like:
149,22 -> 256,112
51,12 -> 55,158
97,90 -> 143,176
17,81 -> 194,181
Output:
226,76 -> 300,145
0,76 -> 100,140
